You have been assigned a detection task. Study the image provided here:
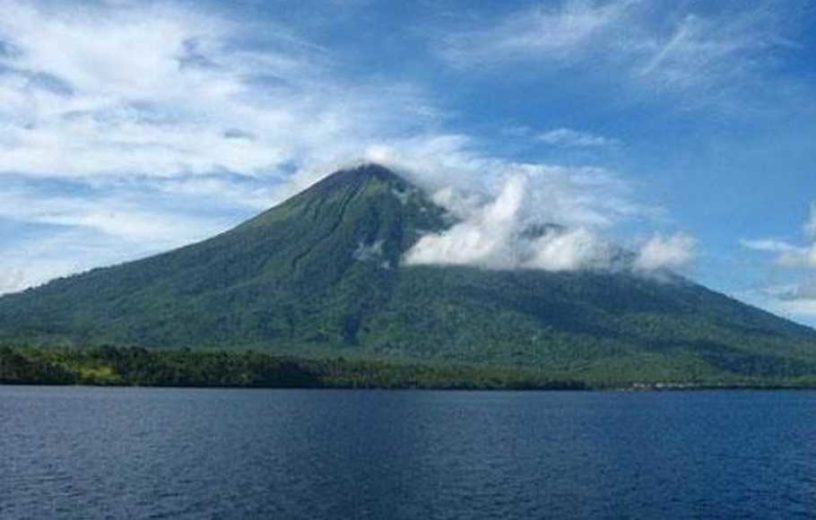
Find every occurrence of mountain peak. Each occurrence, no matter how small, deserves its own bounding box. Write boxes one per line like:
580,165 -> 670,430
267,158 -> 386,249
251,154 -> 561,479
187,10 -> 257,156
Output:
303,163 -> 406,197
3,159 -> 816,387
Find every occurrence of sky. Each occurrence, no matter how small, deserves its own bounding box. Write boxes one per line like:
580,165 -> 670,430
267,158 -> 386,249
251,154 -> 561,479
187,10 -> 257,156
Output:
1,0 -> 815,325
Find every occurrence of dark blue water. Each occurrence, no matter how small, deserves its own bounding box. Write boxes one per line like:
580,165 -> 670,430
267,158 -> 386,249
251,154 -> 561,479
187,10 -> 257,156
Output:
2,388 -> 815,519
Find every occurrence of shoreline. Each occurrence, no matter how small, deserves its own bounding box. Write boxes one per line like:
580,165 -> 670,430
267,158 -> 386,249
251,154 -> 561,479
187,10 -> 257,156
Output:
3,381 -> 815,392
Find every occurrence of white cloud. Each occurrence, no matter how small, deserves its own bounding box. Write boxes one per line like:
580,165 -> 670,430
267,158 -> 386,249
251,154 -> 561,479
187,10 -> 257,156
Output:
0,183 -> 229,245
739,281 -> 816,324
440,0 -> 634,66
740,238 -> 801,254
780,247 -> 816,269
405,173 -> 531,269
536,128 -> 619,148
0,268 -> 25,294
632,10 -> 795,93
741,206 -> 816,270
739,205 -> 816,323
634,233 -> 697,271
362,139 -> 650,229
0,227 -> 152,295
806,203 -> 816,240
0,0 -> 438,179
404,168 -> 651,272
142,175 -> 284,212
526,228 -> 613,272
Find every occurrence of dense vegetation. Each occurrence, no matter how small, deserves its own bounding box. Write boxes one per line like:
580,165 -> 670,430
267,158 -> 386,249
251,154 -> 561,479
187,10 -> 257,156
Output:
3,345 -> 815,389
0,346 -> 587,389
2,164 -> 816,387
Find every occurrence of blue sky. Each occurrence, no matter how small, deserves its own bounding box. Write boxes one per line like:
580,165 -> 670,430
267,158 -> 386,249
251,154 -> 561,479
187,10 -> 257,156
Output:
1,0 -> 815,324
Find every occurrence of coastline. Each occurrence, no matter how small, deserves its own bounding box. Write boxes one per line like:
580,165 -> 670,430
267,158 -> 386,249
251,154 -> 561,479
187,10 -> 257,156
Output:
4,345 -> 816,391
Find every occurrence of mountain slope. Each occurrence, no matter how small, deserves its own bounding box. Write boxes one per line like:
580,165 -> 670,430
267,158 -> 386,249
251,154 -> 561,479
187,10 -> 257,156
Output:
2,163 -> 815,385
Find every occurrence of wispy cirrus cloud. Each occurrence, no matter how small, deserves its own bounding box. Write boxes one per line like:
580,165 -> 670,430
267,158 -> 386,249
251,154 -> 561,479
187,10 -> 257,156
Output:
439,0 -> 634,66
740,239 -> 803,254
436,0 -> 803,99
632,10 -> 795,93
0,0 -> 440,180
0,175 -> 243,290
740,238 -> 815,268
536,128 -> 619,148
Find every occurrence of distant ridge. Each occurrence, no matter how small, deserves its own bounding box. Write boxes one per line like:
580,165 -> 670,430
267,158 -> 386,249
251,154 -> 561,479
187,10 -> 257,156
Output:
1,163 -> 815,386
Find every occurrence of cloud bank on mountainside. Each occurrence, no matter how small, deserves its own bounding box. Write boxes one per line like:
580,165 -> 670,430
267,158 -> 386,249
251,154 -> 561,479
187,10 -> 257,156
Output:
394,162 -> 695,273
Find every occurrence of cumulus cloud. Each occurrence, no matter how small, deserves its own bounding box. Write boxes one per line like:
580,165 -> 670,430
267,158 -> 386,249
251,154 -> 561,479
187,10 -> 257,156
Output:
634,233 -> 697,272
404,168 -> 671,273
405,175 -> 528,269
527,228 -> 614,271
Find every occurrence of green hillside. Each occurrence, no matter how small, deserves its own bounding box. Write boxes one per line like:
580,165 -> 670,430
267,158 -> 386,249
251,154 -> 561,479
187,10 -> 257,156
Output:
2,163 -> 816,386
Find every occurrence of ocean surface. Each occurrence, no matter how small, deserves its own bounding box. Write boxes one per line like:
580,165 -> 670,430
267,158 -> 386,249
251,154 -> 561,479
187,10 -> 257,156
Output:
2,387 -> 815,519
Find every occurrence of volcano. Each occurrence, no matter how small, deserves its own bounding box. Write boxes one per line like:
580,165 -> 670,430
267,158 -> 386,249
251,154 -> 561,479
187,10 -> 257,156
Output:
2,163 -> 816,384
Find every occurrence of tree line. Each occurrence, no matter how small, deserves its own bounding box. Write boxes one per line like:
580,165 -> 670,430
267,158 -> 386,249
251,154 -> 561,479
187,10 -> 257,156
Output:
0,345 -> 587,390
